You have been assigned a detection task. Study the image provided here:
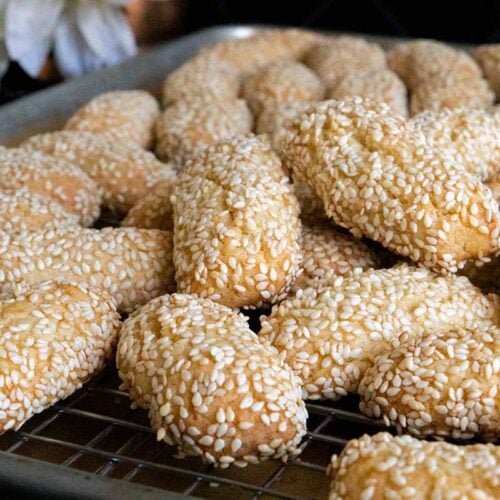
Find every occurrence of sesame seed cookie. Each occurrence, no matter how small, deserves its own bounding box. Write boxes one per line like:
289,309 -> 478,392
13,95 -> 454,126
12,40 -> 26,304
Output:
292,225 -> 380,292
0,147 -> 101,226
411,107 -> 500,182
241,59 -> 324,116
0,189 -> 79,234
259,265 -> 500,400
200,29 -> 321,74
387,40 -> 483,90
327,69 -> 408,117
117,293 -> 307,468
253,101 -> 327,222
0,280 -> 120,434
281,97 -> 500,273
161,54 -> 241,106
409,76 -> 494,115
121,179 -> 176,231
255,101 -> 310,151
359,324 -> 499,440
155,97 -> 253,165
328,432 -> 500,500
387,40 -> 493,114
172,135 -> 301,309
474,44 -> 500,98
304,36 -> 386,89
65,90 -> 160,149
0,228 -> 175,313
21,131 -> 176,214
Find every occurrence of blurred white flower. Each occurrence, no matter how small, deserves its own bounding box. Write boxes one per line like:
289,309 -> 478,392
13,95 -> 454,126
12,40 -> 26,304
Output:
4,0 -> 136,78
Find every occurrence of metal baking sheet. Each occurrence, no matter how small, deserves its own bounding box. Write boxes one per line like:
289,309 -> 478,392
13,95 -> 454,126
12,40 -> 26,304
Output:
0,25 -> 479,500
0,25 -> 258,144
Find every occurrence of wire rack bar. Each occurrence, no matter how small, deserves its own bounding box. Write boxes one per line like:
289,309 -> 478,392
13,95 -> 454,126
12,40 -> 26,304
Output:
14,427 -> 303,498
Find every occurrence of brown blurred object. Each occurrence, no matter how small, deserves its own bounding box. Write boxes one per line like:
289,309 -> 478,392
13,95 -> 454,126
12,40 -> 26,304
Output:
127,0 -> 185,44
38,56 -> 62,83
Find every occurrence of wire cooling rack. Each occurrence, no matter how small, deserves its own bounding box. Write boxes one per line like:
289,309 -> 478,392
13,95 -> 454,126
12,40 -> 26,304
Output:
0,215 -> 390,498
0,365 -> 388,499
0,26 -> 427,500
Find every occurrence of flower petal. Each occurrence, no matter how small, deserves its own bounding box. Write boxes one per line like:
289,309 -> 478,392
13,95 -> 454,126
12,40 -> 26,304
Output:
54,8 -> 104,78
76,1 -> 136,65
16,36 -> 51,77
5,0 -> 63,60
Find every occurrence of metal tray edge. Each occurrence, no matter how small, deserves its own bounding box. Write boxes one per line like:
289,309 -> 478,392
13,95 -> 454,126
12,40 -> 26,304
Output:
0,450 -> 193,499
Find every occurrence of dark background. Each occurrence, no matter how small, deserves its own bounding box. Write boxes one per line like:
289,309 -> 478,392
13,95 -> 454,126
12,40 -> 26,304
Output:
2,0 -> 500,104
181,0 -> 500,44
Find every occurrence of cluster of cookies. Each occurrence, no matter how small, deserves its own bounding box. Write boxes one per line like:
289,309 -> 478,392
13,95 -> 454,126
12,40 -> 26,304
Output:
0,28 -> 499,497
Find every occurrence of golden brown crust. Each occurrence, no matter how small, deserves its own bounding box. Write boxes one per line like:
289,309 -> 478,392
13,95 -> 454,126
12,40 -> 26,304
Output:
65,91 -> 160,149
281,97 -> 500,273
121,179 -> 176,231
259,265 -> 500,399
0,280 -> 120,433
328,432 -> 500,500
0,189 -> 79,233
173,135 -> 301,309
0,228 -> 175,313
21,131 -> 176,213
0,148 -> 101,226
155,97 -> 253,165
117,293 -> 307,468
